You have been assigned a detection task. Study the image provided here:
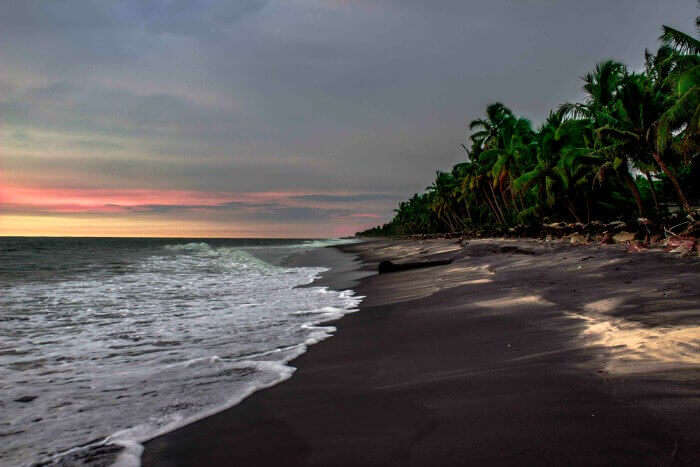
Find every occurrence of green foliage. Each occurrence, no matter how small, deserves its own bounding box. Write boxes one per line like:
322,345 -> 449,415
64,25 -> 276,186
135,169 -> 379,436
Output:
660,25 -> 700,55
359,24 -> 700,236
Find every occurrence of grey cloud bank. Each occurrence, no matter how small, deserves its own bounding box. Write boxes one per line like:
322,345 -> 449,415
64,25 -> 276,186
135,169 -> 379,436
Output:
1,0 -> 697,233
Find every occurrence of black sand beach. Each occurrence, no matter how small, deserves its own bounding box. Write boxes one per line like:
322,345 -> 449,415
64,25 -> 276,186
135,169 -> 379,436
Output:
143,239 -> 700,466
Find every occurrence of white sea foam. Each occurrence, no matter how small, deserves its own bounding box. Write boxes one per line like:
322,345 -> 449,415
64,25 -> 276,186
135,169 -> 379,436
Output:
0,240 -> 362,466
291,238 -> 362,248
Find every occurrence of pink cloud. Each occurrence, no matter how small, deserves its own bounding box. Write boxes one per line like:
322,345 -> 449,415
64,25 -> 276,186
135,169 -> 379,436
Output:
348,213 -> 383,219
0,185 -> 314,213
0,185 -> 392,225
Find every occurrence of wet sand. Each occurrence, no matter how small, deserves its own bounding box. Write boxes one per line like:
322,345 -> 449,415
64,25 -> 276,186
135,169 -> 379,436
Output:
143,238 -> 700,466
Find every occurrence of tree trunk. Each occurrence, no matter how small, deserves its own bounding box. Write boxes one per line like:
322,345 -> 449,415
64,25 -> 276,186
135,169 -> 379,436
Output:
464,200 -> 472,224
499,185 -> 510,215
652,152 -> 692,213
489,183 -> 507,223
440,208 -> 456,232
516,191 -> 525,213
622,172 -> 645,217
586,198 -> 591,224
643,170 -> 659,212
482,187 -> 503,224
566,199 -> 583,223
447,211 -> 459,232
454,211 -> 466,230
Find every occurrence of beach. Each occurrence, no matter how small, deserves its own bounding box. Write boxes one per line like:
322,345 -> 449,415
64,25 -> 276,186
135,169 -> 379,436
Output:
143,238 -> 700,466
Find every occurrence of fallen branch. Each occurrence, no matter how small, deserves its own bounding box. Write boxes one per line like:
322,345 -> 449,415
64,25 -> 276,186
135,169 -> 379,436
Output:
378,259 -> 453,274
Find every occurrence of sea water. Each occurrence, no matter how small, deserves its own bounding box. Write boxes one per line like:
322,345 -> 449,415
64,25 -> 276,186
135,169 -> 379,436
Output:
0,237 -> 362,466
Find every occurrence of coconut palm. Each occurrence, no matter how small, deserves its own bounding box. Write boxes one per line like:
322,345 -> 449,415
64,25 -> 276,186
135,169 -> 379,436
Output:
359,23 -> 698,237
468,103 -> 514,150
428,171 -> 465,232
512,117 -> 564,217
484,115 -> 534,212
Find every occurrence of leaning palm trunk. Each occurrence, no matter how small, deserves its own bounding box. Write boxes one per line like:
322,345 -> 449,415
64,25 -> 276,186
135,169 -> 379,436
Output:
498,185 -> 510,216
518,194 -> 527,214
643,170 -> 660,211
448,215 -> 457,232
464,201 -> 472,224
586,198 -> 592,224
444,209 -> 459,232
453,212 -> 467,231
652,152 -> 692,213
489,183 -> 507,223
566,199 -> 583,223
481,187 -> 504,224
621,172 -> 645,217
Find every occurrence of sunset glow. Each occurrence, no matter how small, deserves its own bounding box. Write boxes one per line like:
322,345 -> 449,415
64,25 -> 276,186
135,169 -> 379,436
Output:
0,182 -> 392,237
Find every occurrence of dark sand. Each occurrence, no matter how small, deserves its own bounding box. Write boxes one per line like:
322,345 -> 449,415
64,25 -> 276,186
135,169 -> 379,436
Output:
143,239 -> 700,466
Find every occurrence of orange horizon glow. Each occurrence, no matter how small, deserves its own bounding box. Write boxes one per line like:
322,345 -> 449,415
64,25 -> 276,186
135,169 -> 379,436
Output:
0,214 -> 369,238
0,184 -> 387,238
0,185 -> 315,212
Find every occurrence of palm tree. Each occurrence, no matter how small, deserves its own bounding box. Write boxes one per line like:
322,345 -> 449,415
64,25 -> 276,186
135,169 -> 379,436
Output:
485,115 -> 534,213
655,64 -> 698,213
512,117 -> 564,218
428,171 -> 464,232
457,158 -> 505,225
559,60 -> 627,124
360,22 -> 699,237
561,61 -> 653,216
468,103 -> 514,150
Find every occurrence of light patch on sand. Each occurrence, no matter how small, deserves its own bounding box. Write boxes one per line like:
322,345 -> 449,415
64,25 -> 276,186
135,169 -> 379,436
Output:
368,262 -> 494,306
444,264 -> 494,275
428,245 -> 463,255
379,241 -> 462,259
474,295 -> 555,308
569,312 -> 700,374
438,264 -> 494,287
457,278 -> 493,285
379,245 -> 425,258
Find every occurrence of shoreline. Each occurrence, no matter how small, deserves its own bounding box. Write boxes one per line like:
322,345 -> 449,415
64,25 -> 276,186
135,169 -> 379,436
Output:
143,238 -> 700,466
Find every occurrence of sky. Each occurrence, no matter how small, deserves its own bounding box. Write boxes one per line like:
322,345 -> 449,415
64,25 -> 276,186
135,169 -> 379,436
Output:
1,0 -> 697,237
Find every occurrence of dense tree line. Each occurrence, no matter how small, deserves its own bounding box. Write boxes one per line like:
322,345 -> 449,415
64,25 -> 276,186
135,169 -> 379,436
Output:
360,25 -> 699,236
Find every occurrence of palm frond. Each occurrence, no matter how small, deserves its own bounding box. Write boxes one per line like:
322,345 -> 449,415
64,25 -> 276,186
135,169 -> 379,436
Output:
595,126 -> 640,142
512,168 -> 541,194
657,84 -> 700,153
660,25 -> 700,55
469,119 -> 489,131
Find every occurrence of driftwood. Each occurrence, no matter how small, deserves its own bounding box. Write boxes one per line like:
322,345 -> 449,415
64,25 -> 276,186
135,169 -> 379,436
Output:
378,258 -> 453,274
498,246 -> 536,255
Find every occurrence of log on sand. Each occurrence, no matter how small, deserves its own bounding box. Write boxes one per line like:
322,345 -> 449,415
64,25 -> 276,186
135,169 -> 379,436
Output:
378,258 -> 453,274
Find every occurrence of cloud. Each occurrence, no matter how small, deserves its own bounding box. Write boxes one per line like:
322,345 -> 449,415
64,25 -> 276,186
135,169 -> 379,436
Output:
1,81 -> 228,138
136,0 -> 270,36
1,0 -> 697,236
0,185 -> 364,224
291,193 -> 402,203
118,202 -> 351,223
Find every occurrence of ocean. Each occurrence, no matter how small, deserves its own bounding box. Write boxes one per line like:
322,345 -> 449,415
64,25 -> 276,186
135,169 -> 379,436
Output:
0,237 -> 362,466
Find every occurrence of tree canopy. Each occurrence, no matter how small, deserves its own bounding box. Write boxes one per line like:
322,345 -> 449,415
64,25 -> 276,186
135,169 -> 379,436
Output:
360,24 -> 699,237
